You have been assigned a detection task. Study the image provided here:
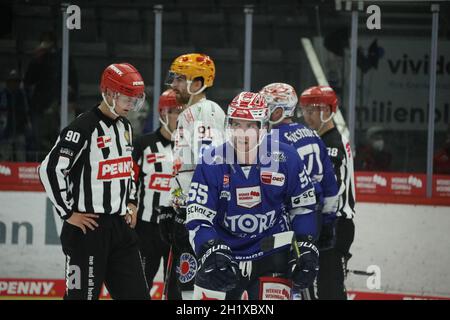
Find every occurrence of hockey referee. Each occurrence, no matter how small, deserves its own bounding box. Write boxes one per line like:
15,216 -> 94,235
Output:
132,89 -> 184,299
300,85 -> 356,300
39,63 -> 149,300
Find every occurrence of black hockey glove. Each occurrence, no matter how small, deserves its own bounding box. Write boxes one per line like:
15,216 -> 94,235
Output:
290,238 -> 319,290
195,239 -> 239,292
173,208 -> 192,252
156,206 -> 175,245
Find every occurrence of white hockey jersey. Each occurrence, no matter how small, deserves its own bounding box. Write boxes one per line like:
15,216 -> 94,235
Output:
172,97 -> 226,196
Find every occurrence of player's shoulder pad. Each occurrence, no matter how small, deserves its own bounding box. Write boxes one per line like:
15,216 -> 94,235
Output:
279,141 -> 301,158
133,131 -> 156,147
198,99 -> 225,117
64,109 -> 96,137
267,140 -> 300,165
199,142 -> 228,166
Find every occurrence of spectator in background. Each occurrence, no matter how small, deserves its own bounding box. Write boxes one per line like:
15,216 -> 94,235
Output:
0,69 -> 31,161
434,126 -> 450,175
355,126 -> 392,171
24,31 -> 78,161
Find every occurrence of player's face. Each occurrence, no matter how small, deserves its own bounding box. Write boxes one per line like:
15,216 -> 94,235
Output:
230,119 -> 260,153
302,105 -> 322,131
114,94 -> 143,117
170,74 -> 191,105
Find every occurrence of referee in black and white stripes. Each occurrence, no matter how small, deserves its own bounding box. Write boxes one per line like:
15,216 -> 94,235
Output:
39,63 -> 149,300
132,89 -> 184,299
300,85 -> 356,300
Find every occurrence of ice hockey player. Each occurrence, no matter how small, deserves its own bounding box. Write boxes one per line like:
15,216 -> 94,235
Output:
300,85 -> 356,300
186,91 -> 320,300
164,53 -> 226,299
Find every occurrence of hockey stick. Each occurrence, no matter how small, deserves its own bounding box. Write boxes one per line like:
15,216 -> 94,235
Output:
290,236 -> 315,300
162,245 -> 174,300
346,269 -> 375,276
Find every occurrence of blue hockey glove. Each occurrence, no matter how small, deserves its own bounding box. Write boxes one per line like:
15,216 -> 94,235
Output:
290,238 -> 319,290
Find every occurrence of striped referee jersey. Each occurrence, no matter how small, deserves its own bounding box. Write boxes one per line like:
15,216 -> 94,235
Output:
320,127 -> 356,219
39,106 -> 137,219
132,129 -> 174,223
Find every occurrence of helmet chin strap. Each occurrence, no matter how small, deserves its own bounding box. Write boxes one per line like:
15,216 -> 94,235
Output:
102,92 -> 120,117
159,114 -> 174,134
268,108 -> 286,126
186,80 -> 207,107
317,111 -> 336,134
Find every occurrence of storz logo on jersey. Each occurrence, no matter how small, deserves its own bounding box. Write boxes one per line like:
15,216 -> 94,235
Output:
291,188 -> 316,207
177,252 -> 197,284
261,171 -> 285,186
97,156 -> 132,180
149,174 -> 171,191
236,186 -> 261,208
224,210 -> 276,234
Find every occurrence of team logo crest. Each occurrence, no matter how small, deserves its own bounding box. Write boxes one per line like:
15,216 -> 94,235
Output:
236,186 -> 261,208
124,131 -> 130,144
177,252 -> 197,284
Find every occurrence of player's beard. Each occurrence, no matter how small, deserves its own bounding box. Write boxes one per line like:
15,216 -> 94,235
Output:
174,89 -> 190,105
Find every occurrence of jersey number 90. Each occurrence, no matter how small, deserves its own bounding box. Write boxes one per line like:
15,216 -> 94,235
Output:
65,130 -> 81,143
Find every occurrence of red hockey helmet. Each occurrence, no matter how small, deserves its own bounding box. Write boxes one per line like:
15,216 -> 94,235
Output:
100,63 -> 146,115
299,85 -> 338,113
158,89 -> 184,133
100,63 -> 145,97
227,91 -> 269,127
158,89 -> 184,115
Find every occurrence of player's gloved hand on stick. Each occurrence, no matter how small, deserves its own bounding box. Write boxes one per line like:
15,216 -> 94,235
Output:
195,239 -> 239,292
290,237 -> 319,290
172,208 -> 192,252
171,187 -> 187,211
157,206 -> 175,245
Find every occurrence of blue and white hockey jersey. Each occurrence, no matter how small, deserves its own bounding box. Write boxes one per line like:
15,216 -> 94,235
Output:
186,136 -> 318,261
273,123 -> 338,218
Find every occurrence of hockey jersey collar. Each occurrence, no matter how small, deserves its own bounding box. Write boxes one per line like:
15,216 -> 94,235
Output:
93,105 -> 122,126
156,127 -> 173,147
320,126 -> 338,139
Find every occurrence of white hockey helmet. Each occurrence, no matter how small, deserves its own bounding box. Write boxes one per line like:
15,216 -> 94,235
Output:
226,92 -> 269,152
259,82 -> 298,125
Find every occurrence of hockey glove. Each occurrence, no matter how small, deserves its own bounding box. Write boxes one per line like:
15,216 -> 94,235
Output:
173,208 -> 192,252
290,239 -> 319,290
157,206 -> 175,245
195,239 -> 239,292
